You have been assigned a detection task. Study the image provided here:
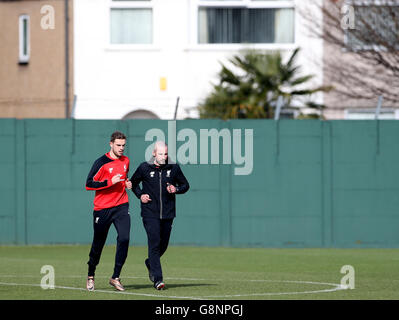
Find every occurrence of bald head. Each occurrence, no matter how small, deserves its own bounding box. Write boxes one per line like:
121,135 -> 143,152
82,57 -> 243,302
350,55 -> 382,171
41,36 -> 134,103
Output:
153,141 -> 168,166
154,141 -> 167,152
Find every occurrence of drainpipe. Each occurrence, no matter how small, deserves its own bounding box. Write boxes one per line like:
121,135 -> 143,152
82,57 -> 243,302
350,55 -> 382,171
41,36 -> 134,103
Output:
65,0 -> 70,118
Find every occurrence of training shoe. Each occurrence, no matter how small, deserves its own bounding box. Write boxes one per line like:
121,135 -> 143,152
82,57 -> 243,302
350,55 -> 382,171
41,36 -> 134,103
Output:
145,259 -> 155,283
154,281 -> 165,290
86,276 -> 95,291
109,277 -> 125,291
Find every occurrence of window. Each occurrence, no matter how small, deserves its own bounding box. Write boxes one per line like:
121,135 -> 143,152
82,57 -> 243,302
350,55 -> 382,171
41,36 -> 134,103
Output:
346,5 -> 399,51
19,15 -> 30,64
110,0 -> 153,44
197,0 -> 295,44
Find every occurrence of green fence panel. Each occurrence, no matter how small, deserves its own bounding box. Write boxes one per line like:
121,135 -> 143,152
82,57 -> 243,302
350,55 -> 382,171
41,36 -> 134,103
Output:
331,121 -> 399,247
0,119 -> 17,244
1,119 -> 399,247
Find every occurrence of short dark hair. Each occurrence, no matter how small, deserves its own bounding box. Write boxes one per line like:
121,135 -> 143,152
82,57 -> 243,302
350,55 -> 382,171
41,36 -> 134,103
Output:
110,131 -> 126,142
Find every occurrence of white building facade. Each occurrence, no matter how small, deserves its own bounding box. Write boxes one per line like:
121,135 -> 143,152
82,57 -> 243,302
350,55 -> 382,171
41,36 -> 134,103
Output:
73,0 -> 323,120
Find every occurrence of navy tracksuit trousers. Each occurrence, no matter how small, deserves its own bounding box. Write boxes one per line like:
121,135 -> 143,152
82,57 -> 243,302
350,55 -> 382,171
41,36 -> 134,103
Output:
87,203 -> 130,279
143,217 -> 173,283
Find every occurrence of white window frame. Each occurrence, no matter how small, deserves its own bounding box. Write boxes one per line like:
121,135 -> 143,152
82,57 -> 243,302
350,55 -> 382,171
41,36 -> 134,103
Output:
19,15 -> 30,64
343,0 -> 399,52
106,0 -> 159,51
188,0 -> 296,51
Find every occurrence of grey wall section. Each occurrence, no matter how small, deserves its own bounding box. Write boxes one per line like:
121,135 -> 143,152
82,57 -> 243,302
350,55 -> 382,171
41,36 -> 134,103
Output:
1,119 -> 398,247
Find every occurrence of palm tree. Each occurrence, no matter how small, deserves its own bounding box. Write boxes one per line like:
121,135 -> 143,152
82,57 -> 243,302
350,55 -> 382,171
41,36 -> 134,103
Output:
199,48 -> 332,119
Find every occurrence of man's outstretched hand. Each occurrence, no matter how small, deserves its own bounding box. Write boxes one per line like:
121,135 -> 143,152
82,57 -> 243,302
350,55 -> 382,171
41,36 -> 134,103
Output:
125,178 -> 132,190
111,174 -> 125,185
167,183 -> 176,194
140,194 -> 152,203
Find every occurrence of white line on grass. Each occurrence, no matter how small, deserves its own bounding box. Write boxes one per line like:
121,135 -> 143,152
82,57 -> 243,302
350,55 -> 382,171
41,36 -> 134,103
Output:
0,282 -> 204,300
201,280 -> 346,298
0,277 -> 348,299
0,275 -> 207,281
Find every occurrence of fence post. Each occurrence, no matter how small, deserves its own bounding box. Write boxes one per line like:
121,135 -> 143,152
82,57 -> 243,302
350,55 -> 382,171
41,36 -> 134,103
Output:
219,120 -> 232,246
321,121 -> 333,247
15,119 -> 27,245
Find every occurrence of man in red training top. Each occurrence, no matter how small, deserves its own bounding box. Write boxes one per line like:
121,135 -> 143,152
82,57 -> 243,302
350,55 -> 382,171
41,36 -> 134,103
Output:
85,131 -> 132,292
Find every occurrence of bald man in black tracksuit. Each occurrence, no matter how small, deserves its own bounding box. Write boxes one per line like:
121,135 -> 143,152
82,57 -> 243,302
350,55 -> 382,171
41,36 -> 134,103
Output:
130,141 -> 189,290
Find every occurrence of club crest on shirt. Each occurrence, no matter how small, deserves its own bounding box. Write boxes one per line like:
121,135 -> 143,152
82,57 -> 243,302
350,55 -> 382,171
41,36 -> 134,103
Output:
166,170 -> 171,177
124,165 -> 127,172
150,171 -> 155,177
109,168 -> 113,173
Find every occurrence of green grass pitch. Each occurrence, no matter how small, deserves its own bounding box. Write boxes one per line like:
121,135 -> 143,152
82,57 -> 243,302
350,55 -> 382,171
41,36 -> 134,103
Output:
0,245 -> 398,300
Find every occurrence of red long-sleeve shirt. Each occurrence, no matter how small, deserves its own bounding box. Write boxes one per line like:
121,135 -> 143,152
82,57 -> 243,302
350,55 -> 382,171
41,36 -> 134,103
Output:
86,152 -> 130,211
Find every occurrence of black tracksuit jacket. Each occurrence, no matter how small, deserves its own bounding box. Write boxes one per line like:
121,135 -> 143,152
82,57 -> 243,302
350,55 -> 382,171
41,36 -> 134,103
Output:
130,160 -> 190,219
